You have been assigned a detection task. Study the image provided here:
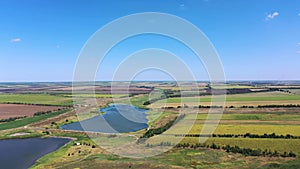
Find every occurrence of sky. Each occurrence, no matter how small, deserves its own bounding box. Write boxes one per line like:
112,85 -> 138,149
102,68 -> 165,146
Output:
1,0 -> 300,82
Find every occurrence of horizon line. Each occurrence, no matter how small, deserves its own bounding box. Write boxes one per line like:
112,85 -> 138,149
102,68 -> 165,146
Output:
1,80 -> 300,83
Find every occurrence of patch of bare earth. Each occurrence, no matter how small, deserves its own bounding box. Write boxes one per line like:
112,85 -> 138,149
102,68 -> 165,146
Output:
9,132 -> 30,136
0,104 -> 63,120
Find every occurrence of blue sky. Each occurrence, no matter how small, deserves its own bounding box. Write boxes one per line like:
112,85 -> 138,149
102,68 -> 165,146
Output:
1,0 -> 300,82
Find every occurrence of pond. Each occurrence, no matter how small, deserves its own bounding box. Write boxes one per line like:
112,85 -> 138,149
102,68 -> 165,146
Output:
61,104 -> 148,133
0,137 -> 70,169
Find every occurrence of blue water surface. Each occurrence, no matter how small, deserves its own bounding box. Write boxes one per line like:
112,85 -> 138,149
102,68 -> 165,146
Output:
61,104 -> 148,133
0,137 -> 70,169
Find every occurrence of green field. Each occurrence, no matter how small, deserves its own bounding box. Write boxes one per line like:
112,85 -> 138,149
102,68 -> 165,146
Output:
63,93 -> 127,98
157,92 -> 300,103
0,94 -> 73,106
184,113 -> 300,121
211,84 -> 255,89
32,145 -> 290,169
180,137 -> 300,155
184,124 -> 300,135
117,94 -> 149,108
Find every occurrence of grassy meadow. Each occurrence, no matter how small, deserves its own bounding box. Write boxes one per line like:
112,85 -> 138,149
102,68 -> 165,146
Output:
0,94 -> 73,106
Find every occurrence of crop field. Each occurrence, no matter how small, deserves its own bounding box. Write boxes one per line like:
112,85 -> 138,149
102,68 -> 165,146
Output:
184,113 -> 300,121
143,103 -> 300,157
146,124 -> 300,155
211,84 -> 256,89
190,124 -> 300,135
159,92 -> 300,103
63,93 -> 128,98
1,82 -> 300,169
0,104 -> 62,119
117,94 -> 149,108
0,109 -> 69,130
0,94 -> 73,106
157,86 -> 206,91
150,91 -> 300,108
154,100 -> 300,108
181,137 -> 300,155
159,121 -> 300,136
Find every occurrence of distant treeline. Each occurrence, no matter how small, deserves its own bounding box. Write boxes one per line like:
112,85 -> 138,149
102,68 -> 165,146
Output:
257,104 -> 300,108
33,108 -> 64,116
175,133 -> 300,139
162,105 -> 224,109
160,104 -> 300,109
143,87 -> 299,106
0,116 -> 27,123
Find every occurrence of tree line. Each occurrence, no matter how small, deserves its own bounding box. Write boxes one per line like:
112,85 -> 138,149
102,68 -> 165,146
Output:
160,104 -> 300,109
33,108 -> 64,116
174,142 -> 297,158
0,116 -> 27,123
174,133 -> 300,139
145,141 -> 297,158
137,114 -> 185,143
257,104 -> 300,108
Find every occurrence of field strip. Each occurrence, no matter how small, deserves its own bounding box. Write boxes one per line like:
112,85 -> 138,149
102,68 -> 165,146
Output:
151,100 -> 300,108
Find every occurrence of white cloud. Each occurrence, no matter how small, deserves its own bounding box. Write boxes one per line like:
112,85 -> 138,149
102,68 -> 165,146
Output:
10,38 -> 21,43
179,3 -> 186,10
266,12 -> 279,20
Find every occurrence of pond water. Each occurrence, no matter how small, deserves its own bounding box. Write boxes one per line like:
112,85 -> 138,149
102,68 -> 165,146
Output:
61,104 -> 148,133
0,137 -> 70,169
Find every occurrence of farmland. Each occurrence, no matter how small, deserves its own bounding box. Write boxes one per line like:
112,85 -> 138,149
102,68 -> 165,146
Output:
0,104 -> 62,119
0,94 -> 73,106
0,109 -> 69,130
151,91 -> 300,108
0,81 -> 300,168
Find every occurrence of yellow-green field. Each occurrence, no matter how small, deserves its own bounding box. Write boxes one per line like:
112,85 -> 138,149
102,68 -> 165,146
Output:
151,91 -> 300,108
0,94 -> 73,106
184,113 -> 300,121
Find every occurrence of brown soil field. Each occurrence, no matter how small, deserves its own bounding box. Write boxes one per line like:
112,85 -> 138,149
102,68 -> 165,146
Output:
0,104 -> 62,119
